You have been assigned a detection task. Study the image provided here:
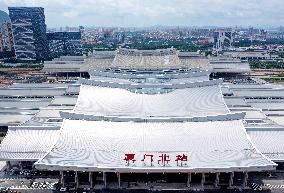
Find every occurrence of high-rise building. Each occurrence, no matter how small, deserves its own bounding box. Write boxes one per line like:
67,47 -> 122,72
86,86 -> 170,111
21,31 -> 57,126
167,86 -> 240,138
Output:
0,21 -> 15,56
0,10 -> 14,58
47,31 -> 82,59
8,7 -> 49,61
213,29 -> 233,52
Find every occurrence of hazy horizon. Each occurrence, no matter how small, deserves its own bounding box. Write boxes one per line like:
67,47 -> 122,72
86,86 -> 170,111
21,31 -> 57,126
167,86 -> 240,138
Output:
1,0 -> 284,28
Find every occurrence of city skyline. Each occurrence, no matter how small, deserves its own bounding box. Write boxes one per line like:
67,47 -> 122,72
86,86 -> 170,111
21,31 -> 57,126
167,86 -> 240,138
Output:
0,0 -> 284,28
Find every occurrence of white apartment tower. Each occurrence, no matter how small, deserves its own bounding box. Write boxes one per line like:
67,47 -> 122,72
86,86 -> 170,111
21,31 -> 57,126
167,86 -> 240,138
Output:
214,29 -> 233,51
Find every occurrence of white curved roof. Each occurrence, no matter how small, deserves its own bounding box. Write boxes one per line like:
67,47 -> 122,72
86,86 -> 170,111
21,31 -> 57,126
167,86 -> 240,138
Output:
73,85 -> 229,118
112,52 -> 181,68
0,127 -> 60,161
89,69 -> 210,79
35,119 -> 276,172
180,58 -> 211,70
247,129 -> 284,161
79,78 -> 222,91
89,75 -> 209,84
268,116 -> 284,126
210,60 -> 251,73
81,58 -> 113,71
0,114 -> 34,126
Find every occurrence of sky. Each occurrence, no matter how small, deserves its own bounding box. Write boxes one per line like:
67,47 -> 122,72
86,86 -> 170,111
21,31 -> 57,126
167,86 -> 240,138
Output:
0,0 -> 284,28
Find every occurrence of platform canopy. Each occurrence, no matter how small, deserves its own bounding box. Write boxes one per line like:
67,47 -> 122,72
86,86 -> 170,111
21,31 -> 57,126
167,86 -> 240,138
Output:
0,127 -> 60,161
247,129 -> 284,162
35,119 -> 276,172
72,84 -> 230,118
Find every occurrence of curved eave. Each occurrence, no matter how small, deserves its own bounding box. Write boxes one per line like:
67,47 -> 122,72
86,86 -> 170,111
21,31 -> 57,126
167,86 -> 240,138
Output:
0,152 -> 45,162
88,69 -> 211,79
60,111 -> 246,122
78,78 -> 223,90
35,163 -> 276,173
0,127 -> 60,162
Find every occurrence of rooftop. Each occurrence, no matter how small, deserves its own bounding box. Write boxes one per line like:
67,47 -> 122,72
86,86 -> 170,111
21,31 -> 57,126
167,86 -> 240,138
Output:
35,119 -> 275,172
0,126 -> 60,161
72,84 -> 229,119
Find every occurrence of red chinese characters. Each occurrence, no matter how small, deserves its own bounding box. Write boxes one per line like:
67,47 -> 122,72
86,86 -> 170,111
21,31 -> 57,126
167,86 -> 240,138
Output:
175,154 -> 188,166
124,153 -> 189,167
141,154 -> 154,166
158,154 -> 171,166
123,153 -> 136,166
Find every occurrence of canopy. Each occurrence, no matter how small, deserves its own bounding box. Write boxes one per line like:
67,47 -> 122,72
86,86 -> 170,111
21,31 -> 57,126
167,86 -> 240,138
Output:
73,84 -> 229,118
0,126 -> 60,161
36,119 -> 276,172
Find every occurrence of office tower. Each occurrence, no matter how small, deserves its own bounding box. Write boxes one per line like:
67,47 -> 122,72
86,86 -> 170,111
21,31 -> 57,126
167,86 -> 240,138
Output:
47,31 -> 82,58
8,7 -> 49,61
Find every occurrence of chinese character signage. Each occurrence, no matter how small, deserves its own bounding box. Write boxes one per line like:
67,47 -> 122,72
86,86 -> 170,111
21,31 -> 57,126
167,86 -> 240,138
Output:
123,153 -> 189,167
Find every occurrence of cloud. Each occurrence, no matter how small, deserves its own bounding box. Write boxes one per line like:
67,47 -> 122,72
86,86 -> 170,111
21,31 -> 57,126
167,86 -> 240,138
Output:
0,0 -> 283,27
62,10 -> 79,18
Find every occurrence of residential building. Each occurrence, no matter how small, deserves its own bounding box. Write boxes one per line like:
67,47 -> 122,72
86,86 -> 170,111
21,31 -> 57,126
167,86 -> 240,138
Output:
0,21 -> 14,56
0,10 -> 14,58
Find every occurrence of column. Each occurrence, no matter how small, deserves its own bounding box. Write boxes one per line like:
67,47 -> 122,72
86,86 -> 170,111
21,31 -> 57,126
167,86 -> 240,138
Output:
7,161 -> 11,169
60,171 -> 65,188
214,173 -> 219,188
187,173 -> 191,188
242,172 -> 248,188
201,173 -> 205,190
229,172 -> 234,188
103,172 -> 107,188
89,172 -> 93,188
117,173 -> 121,188
75,171 -> 79,188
